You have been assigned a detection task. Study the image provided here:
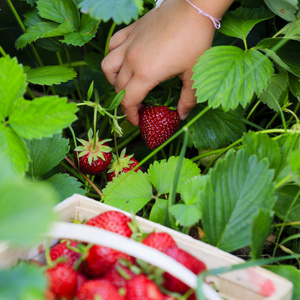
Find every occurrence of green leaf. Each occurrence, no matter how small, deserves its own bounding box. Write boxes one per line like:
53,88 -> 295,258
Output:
192,46 -> 274,111
22,0 -> 36,6
242,131 -> 281,174
0,261 -> 47,300
84,52 -> 103,72
257,38 -> 300,77
26,66 -> 77,85
26,134 -> 69,178
275,19 -> 300,41
187,104 -> 246,149
264,265 -> 300,300
289,73 -> 300,99
9,96 -> 78,140
102,171 -> 153,214
250,209 -> 274,259
36,38 -> 65,53
288,149 -> 300,172
45,173 -> 86,201
87,81 -> 94,101
169,203 -> 201,227
149,198 -> 168,225
259,71 -> 289,111
263,0 -> 298,21
15,21 -> 74,49
169,175 -> 207,227
0,125 -> 29,174
106,90 -> 125,110
202,149 -> 276,252
220,6 -> 273,40
148,156 -> 200,195
79,0 -> 144,24
275,184 -> 300,229
180,175 -> 207,206
0,174 -> 57,246
23,8 -> 43,28
0,56 -> 27,120
36,0 -> 80,30
62,14 -> 99,46
276,133 -> 300,181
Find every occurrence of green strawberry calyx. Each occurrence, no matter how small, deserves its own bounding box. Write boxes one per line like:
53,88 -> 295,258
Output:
107,148 -> 134,176
74,129 -> 112,165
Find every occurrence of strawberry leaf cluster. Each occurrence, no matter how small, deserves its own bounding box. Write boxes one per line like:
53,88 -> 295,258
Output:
0,56 -> 78,174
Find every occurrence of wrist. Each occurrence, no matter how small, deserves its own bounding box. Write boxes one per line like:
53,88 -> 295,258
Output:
184,0 -> 221,29
156,0 -> 233,20
188,0 -> 234,19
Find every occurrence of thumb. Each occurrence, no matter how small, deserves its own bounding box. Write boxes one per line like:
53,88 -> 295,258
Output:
177,76 -> 197,121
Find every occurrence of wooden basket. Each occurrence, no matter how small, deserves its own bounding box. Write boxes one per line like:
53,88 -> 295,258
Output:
0,194 -> 293,300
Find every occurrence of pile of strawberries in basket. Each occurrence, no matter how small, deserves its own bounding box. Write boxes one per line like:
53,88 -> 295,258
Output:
40,210 -> 207,300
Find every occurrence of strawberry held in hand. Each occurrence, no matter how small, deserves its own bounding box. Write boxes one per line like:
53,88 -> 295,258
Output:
139,105 -> 180,149
106,148 -> 141,181
74,128 -> 112,175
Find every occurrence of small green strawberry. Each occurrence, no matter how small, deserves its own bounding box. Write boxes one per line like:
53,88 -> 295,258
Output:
74,128 -> 112,175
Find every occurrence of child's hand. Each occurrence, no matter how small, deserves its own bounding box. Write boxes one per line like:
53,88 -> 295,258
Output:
101,0 -> 232,126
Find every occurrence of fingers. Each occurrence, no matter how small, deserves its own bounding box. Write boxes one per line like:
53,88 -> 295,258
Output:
121,76 -> 158,126
177,75 -> 197,121
114,62 -> 133,94
101,48 -> 125,86
101,26 -> 134,85
109,25 -> 133,51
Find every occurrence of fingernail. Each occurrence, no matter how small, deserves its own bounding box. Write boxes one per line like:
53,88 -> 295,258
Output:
180,113 -> 189,120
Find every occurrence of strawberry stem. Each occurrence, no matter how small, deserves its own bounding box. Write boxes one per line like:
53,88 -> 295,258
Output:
113,108 -> 120,162
92,92 -> 100,150
64,156 -> 104,197
44,238 -> 54,268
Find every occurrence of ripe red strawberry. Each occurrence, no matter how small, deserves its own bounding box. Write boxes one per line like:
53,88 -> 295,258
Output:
50,240 -> 82,268
106,148 -> 141,181
76,273 -> 88,291
125,274 -> 164,300
77,279 -> 123,300
103,260 -> 136,288
163,246 -> 206,294
139,105 -> 180,149
83,244 -> 133,278
142,232 -> 177,253
74,128 -> 112,175
45,263 -> 78,300
85,210 -> 132,238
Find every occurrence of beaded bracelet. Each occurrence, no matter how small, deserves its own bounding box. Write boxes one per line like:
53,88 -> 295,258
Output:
155,0 -> 221,29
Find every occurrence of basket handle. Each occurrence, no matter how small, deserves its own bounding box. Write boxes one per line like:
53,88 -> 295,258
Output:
46,221 -> 221,300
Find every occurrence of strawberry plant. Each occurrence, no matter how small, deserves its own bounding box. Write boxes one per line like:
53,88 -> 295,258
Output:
0,0 -> 300,298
